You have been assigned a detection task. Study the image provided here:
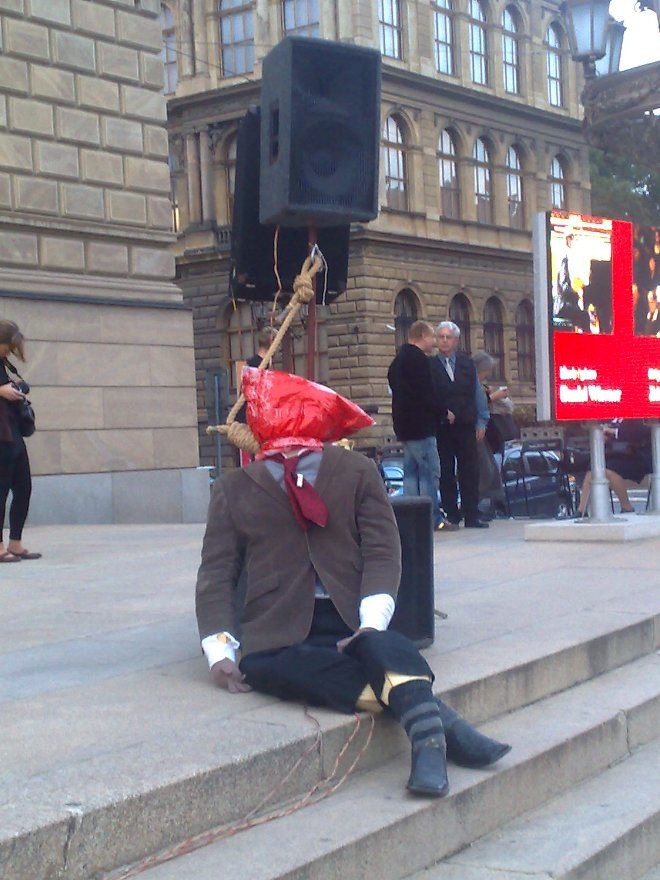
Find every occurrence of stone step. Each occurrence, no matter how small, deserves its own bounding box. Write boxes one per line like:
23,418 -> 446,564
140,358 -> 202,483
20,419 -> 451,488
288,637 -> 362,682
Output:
3,593 -> 658,880
110,651 -> 660,880
410,736 -> 660,880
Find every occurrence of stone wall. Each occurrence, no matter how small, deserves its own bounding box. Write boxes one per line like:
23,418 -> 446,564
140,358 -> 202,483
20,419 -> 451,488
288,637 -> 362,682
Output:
0,0 -> 207,523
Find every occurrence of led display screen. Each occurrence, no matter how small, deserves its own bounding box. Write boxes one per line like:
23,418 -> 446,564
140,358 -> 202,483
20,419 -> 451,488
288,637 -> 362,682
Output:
534,211 -> 660,421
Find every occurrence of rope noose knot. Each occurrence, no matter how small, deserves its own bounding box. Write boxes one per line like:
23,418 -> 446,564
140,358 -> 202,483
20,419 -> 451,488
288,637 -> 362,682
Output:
206,253 -> 324,453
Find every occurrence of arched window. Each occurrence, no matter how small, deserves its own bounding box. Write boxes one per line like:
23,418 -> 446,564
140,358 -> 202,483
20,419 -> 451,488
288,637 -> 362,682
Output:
546,24 -> 564,107
226,134 -> 237,219
438,129 -> 460,219
449,293 -> 471,353
506,145 -> 523,229
473,137 -> 492,224
484,297 -> 505,378
160,5 -> 177,95
383,115 -> 408,211
379,0 -> 403,59
550,156 -> 566,209
394,289 -> 418,350
282,0 -> 319,37
515,299 -> 535,382
219,0 -> 255,77
468,0 -> 488,85
433,0 -> 455,76
502,7 -> 520,94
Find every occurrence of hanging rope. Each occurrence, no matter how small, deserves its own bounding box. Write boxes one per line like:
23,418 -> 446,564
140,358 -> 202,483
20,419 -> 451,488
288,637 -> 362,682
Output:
208,253 -> 323,453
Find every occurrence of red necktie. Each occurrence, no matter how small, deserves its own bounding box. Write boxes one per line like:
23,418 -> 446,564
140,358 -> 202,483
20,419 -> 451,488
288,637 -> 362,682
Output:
270,452 -> 329,531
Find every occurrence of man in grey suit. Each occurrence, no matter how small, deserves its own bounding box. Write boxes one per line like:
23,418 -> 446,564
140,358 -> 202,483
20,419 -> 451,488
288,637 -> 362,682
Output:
196,378 -> 509,797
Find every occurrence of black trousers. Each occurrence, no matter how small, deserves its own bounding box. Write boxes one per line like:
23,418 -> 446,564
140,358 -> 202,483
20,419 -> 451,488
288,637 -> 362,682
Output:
240,599 -> 434,715
0,442 -> 31,542
436,423 -> 479,524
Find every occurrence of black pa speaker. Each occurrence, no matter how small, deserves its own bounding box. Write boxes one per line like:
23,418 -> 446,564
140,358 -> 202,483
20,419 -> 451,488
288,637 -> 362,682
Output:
259,37 -> 381,227
231,106 -> 349,303
389,496 -> 435,649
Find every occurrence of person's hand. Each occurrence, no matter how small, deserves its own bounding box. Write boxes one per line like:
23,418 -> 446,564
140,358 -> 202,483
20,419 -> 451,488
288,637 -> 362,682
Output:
489,387 -> 508,402
446,410 -> 456,425
0,384 -> 25,402
476,427 -> 486,441
337,627 -> 377,653
211,658 -> 251,693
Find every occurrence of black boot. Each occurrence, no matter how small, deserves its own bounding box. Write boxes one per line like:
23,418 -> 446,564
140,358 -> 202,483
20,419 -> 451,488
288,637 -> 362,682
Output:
389,682 -> 449,798
435,699 -> 511,769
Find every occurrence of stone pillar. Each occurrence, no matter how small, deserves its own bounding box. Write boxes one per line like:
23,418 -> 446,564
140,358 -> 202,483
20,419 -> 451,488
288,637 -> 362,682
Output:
199,127 -> 214,224
186,132 -> 202,226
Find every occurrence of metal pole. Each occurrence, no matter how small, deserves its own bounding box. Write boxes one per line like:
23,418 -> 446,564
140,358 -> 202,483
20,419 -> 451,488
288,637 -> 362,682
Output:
650,421 -> 660,513
306,225 -> 317,381
587,423 -> 614,522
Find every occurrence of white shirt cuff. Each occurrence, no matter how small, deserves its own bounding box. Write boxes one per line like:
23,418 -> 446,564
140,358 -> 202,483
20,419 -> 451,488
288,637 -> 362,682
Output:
201,632 -> 240,667
359,593 -> 396,631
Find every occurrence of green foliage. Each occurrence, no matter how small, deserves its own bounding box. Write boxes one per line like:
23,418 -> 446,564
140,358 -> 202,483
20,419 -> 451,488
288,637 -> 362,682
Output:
589,148 -> 660,225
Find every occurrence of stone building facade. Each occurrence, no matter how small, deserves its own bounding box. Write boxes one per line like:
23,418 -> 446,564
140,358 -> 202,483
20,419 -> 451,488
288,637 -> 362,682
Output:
160,0 -> 590,464
0,0 -> 207,523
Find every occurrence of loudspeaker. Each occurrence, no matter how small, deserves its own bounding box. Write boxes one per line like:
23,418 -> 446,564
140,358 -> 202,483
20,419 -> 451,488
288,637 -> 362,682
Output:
259,37 -> 381,227
231,106 -> 349,303
389,496 -> 435,649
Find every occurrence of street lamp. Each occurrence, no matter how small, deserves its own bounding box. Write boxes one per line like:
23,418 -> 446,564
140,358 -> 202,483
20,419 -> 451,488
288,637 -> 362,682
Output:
561,0 -> 611,76
594,18 -> 626,77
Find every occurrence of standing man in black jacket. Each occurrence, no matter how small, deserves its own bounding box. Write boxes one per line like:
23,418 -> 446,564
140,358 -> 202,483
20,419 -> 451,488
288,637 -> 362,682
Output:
430,321 -> 488,529
388,321 -> 457,531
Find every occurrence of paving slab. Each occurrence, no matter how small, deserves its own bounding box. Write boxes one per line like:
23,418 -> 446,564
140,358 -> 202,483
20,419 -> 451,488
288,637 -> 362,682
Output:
1,520 -> 659,880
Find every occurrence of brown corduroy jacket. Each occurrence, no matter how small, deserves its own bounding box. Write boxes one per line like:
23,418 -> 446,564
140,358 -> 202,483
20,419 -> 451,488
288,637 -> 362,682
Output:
195,444 -> 402,658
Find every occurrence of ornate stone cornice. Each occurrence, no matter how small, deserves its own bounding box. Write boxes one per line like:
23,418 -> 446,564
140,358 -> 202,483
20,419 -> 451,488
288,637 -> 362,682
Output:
581,61 -> 660,167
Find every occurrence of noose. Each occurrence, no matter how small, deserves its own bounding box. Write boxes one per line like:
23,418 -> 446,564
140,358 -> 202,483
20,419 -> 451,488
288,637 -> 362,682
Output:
207,254 -> 323,454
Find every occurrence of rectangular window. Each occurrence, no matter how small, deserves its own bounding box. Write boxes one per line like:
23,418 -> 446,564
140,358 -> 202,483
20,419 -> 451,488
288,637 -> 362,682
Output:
434,7 -> 454,75
469,23 -> 488,84
379,0 -> 403,60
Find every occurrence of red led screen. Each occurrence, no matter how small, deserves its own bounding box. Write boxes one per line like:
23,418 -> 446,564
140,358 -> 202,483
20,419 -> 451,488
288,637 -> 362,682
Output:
546,211 -> 659,421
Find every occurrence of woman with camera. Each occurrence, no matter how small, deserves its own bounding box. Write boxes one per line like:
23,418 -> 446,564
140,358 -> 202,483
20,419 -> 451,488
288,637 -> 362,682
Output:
0,320 -> 40,563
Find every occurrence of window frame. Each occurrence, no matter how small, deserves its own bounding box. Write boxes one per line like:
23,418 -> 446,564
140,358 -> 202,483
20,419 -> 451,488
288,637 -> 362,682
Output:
449,293 -> 472,354
438,129 -> 460,219
282,0 -> 320,38
379,0 -> 403,60
468,0 -> 489,85
433,0 -> 455,76
550,156 -> 566,210
393,289 -> 419,351
515,299 -> 535,383
218,0 -> 255,78
546,23 -> 564,108
473,137 -> 492,225
506,145 -> 524,229
502,6 -> 520,95
484,296 -> 505,379
382,115 -> 408,212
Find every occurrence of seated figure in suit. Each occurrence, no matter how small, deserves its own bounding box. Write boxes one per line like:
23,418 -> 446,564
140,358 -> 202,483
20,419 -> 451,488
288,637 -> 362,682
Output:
196,369 -> 510,798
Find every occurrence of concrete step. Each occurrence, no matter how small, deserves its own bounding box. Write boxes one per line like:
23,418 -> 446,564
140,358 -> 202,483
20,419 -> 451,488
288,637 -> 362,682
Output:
109,652 -> 660,880
410,736 -> 660,880
3,593 -> 658,880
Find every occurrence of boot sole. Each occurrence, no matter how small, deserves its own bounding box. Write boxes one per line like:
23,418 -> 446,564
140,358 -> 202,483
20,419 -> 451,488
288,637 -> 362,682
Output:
448,742 -> 512,769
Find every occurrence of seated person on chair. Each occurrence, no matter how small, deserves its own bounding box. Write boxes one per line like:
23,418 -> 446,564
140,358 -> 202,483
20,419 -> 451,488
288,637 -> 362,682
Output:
577,420 -> 652,517
196,368 -> 510,798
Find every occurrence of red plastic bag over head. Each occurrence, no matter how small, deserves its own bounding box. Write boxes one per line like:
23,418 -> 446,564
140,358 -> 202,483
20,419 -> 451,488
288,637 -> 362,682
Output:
242,368 -> 374,456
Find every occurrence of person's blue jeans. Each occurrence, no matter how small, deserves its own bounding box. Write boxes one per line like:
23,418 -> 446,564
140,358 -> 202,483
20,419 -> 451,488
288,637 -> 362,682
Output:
402,437 -> 441,526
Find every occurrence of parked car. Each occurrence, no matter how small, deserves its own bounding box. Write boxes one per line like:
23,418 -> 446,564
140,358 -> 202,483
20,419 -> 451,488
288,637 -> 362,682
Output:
497,443 -> 578,519
380,444 -> 577,519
